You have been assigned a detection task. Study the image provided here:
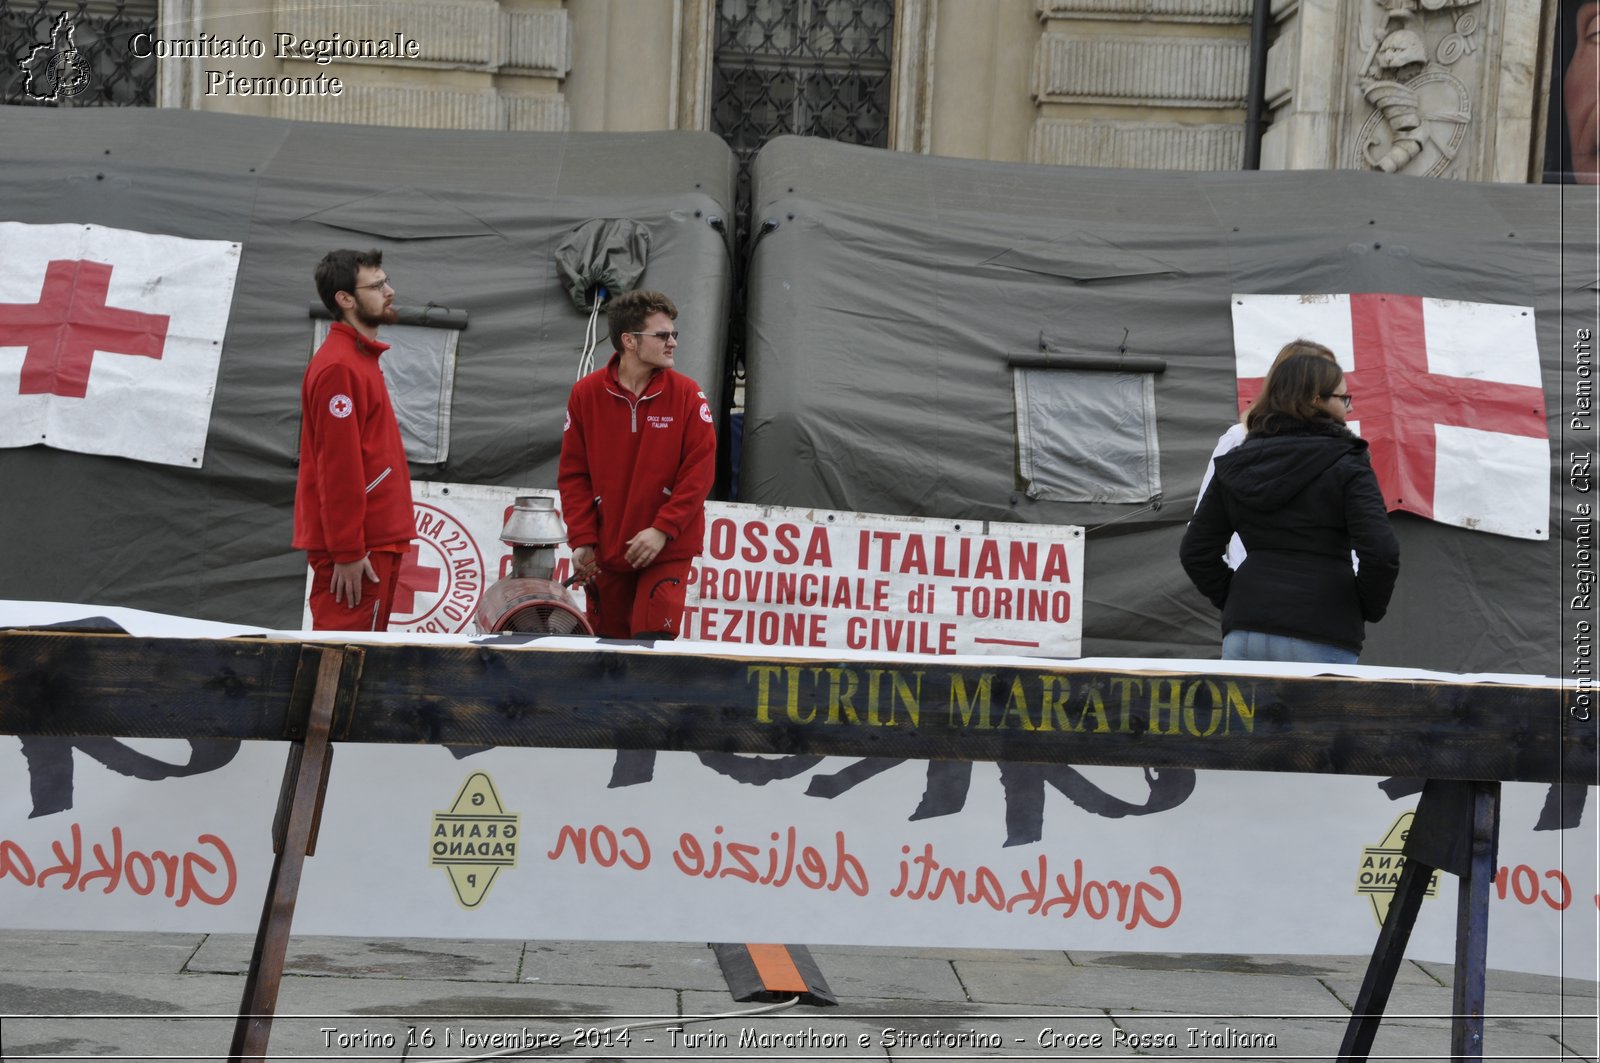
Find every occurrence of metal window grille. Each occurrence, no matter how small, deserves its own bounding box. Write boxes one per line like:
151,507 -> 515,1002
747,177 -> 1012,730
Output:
710,0 -> 893,421
711,0 -> 894,250
2,0 -> 156,107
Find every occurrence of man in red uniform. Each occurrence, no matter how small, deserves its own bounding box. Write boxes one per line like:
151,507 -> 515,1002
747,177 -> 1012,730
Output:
559,289 -> 716,638
292,249 -> 417,630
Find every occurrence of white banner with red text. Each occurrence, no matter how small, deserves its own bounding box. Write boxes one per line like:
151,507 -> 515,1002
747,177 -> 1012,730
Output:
305,483 -> 1085,658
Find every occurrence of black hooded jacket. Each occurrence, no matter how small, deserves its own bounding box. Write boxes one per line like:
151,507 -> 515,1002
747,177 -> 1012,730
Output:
1179,420 -> 1400,653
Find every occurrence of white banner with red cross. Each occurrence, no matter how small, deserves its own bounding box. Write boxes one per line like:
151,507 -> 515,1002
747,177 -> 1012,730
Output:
0,222 -> 241,467
1230,293 -> 1550,540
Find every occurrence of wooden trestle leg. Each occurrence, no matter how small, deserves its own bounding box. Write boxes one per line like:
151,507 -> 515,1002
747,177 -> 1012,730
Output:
1338,779 -> 1501,1063
1447,781 -> 1500,1061
228,646 -> 362,1062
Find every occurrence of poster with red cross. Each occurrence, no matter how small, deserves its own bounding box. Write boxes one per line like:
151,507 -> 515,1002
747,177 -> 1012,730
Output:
0,222 -> 241,467
1230,293 -> 1550,541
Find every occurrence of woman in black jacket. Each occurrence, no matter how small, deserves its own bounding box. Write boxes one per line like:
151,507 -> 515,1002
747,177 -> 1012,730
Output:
1179,352 -> 1400,663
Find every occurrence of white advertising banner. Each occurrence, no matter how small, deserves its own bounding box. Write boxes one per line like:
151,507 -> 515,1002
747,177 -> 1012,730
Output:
307,483 -> 1085,658
0,603 -> 1593,979
0,730 -> 1593,979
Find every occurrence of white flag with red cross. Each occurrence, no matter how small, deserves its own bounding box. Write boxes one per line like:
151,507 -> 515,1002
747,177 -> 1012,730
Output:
0,222 -> 241,467
1230,293 -> 1550,541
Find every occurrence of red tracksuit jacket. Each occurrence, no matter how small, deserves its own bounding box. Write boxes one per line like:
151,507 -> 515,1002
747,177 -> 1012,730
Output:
292,322 -> 416,562
558,354 -> 716,571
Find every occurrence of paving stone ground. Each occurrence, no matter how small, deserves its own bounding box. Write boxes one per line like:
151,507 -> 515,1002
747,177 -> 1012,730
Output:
0,931 -> 1594,1061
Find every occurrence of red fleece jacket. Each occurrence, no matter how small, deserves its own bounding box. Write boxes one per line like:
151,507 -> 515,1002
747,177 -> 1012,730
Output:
292,322 -> 416,562
558,354 -> 716,571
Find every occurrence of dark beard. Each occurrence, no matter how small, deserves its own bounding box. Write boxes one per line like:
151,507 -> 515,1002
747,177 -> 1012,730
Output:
355,303 -> 398,329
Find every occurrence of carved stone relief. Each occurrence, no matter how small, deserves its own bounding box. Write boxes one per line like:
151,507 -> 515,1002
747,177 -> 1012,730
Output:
1345,0 -> 1484,175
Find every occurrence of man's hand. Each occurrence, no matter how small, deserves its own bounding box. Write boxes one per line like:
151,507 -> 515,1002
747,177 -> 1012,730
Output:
331,555 -> 378,607
624,528 -> 668,569
570,545 -> 600,585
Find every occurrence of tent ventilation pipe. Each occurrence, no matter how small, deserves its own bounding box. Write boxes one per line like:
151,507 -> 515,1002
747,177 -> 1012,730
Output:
1243,0 -> 1271,170
1009,353 -> 1166,374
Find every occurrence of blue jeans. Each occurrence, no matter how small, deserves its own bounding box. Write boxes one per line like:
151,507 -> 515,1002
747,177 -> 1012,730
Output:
1222,629 -> 1359,665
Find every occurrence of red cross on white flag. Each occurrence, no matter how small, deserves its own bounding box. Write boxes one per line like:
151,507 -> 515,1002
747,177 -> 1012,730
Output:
0,222 -> 240,467
1231,293 -> 1550,541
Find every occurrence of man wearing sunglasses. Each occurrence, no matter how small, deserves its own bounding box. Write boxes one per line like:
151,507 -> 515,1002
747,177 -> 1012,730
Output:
559,289 -> 716,639
293,248 -> 416,631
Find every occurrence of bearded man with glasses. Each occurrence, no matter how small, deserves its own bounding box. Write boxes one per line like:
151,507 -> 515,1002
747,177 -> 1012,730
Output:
559,289 -> 716,639
293,248 -> 416,631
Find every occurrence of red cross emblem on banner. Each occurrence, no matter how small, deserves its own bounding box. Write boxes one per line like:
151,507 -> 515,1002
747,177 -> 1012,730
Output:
394,544 -> 443,617
1235,293 -> 1547,523
0,259 -> 171,399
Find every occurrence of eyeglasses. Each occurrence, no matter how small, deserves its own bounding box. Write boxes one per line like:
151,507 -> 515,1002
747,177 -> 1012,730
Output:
1322,392 -> 1354,409
630,330 -> 679,342
355,277 -> 393,292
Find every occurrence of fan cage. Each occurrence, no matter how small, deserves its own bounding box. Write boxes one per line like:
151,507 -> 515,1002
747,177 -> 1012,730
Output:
493,598 -> 592,635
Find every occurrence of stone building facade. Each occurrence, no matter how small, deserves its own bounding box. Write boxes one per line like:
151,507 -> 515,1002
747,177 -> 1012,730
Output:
140,0 -> 1559,183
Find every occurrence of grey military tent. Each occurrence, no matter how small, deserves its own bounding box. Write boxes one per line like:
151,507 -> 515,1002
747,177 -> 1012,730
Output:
739,137 -> 1595,675
0,108 -> 735,627
0,111 -> 1590,676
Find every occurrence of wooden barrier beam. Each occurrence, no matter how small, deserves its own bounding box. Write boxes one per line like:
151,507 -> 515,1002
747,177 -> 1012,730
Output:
0,630 -> 1588,785
0,627 -> 1591,1063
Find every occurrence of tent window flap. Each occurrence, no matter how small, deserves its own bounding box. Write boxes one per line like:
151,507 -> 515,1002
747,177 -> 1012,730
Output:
310,319 -> 461,466
1014,367 -> 1160,504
